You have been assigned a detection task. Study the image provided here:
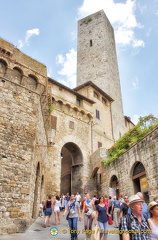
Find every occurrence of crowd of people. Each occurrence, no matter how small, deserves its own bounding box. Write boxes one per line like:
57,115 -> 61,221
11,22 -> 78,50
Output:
38,192 -> 158,240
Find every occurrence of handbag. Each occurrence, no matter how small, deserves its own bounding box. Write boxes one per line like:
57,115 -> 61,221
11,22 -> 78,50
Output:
66,210 -> 70,220
108,215 -> 113,225
91,210 -> 97,219
91,224 -> 100,240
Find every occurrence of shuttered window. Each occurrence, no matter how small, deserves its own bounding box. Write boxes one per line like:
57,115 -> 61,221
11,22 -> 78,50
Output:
96,109 -> 100,119
51,116 -> 57,129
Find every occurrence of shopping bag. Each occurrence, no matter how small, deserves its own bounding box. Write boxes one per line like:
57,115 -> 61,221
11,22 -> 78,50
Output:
108,215 -> 113,225
91,210 -> 97,219
91,224 -> 100,240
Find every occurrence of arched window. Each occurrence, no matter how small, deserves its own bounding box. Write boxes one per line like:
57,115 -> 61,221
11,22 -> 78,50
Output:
0,59 -> 7,76
24,74 -> 38,90
13,67 -> 23,83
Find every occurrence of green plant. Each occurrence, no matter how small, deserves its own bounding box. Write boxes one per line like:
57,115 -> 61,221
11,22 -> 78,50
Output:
83,17 -> 92,24
48,104 -> 55,113
103,114 -> 158,166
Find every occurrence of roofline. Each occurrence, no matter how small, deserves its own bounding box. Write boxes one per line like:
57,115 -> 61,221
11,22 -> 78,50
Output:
73,81 -> 114,102
48,78 -> 95,104
124,116 -> 135,126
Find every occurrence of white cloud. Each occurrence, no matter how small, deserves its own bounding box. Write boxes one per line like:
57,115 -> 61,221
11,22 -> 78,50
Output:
131,114 -> 140,124
56,49 -> 77,88
47,66 -> 53,78
17,28 -> 40,48
77,0 -> 144,48
56,54 -> 64,64
132,76 -> 139,89
156,10 -> 158,15
25,28 -> 40,45
17,40 -> 24,49
132,39 -> 145,48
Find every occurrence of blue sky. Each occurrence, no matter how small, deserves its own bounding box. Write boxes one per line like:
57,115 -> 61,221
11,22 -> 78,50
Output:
1,0 -> 158,124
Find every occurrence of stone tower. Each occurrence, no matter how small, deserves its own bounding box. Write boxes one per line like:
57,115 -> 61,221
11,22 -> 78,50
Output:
77,10 -> 126,140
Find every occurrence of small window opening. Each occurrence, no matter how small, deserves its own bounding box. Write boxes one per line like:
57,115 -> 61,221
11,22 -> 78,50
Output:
69,121 -> 74,129
94,91 -> 99,99
98,142 -> 102,148
76,99 -> 80,106
102,98 -> 107,105
90,40 -> 92,47
96,110 -> 100,119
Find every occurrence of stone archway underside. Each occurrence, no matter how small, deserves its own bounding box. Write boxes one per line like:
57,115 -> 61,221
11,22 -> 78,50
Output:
60,142 -> 83,195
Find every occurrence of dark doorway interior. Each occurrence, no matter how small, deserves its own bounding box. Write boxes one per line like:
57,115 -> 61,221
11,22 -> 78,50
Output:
132,162 -> 149,203
60,142 -> 83,195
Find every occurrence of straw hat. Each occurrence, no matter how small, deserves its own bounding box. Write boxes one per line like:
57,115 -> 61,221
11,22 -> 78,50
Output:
128,194 -> 144,206
148,201 -> 158,211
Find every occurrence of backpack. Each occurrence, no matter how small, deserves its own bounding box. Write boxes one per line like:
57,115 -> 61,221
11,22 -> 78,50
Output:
122,203 -> 129,216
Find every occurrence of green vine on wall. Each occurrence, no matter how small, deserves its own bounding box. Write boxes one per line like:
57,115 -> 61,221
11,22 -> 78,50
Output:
48,104 -> 55,113
103,114 -> 158,166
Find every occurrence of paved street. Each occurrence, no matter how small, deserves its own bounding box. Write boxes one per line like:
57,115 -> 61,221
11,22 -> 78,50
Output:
0,213 -> 119,240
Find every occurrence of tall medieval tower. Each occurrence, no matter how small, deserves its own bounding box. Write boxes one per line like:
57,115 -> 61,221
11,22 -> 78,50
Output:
77,10 -> 126,141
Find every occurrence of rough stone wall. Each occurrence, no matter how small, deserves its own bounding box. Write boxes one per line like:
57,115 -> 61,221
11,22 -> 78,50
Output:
77,10 -> 126,140
100,127 -> 158,200
0,39 -> 48,235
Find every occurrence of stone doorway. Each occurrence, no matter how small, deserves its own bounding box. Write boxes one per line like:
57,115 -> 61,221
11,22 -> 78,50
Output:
90,167 -> 101,197
110,175 -> 120,199
132,162 -> 149,203
60,142 -> 83,195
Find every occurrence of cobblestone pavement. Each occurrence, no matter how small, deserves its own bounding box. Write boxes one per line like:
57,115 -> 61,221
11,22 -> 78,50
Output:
0,213 -> 119,240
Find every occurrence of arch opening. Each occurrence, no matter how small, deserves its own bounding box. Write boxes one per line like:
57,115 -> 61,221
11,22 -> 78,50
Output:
109,175 -> 120,199
132,162 -> 149,203
60,142 -> 83,195
91,167 -> 101,197
0,59 -> 7,76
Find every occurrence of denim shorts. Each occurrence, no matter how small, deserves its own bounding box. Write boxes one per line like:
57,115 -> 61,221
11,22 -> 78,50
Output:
45,208 -> 52,216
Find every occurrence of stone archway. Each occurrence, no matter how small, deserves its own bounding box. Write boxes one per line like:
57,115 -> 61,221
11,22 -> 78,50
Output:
90,167 -> 101,197
132,162 -> 149,203
60,142 -> 83,195
110,175 -> 120,199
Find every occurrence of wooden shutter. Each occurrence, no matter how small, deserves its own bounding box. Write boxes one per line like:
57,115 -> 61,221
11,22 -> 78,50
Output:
51,116 -> 57,129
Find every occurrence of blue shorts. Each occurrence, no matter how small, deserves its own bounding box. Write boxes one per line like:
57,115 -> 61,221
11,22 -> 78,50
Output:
45,208 -> 52,216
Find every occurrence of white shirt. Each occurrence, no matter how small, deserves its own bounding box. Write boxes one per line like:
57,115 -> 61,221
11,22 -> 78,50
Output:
75,194 -> 81,202
39,204 -> 43,211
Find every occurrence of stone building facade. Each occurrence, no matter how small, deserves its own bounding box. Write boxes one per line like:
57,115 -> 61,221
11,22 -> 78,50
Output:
100,126 -> 158,203
1,9 -> 157,236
